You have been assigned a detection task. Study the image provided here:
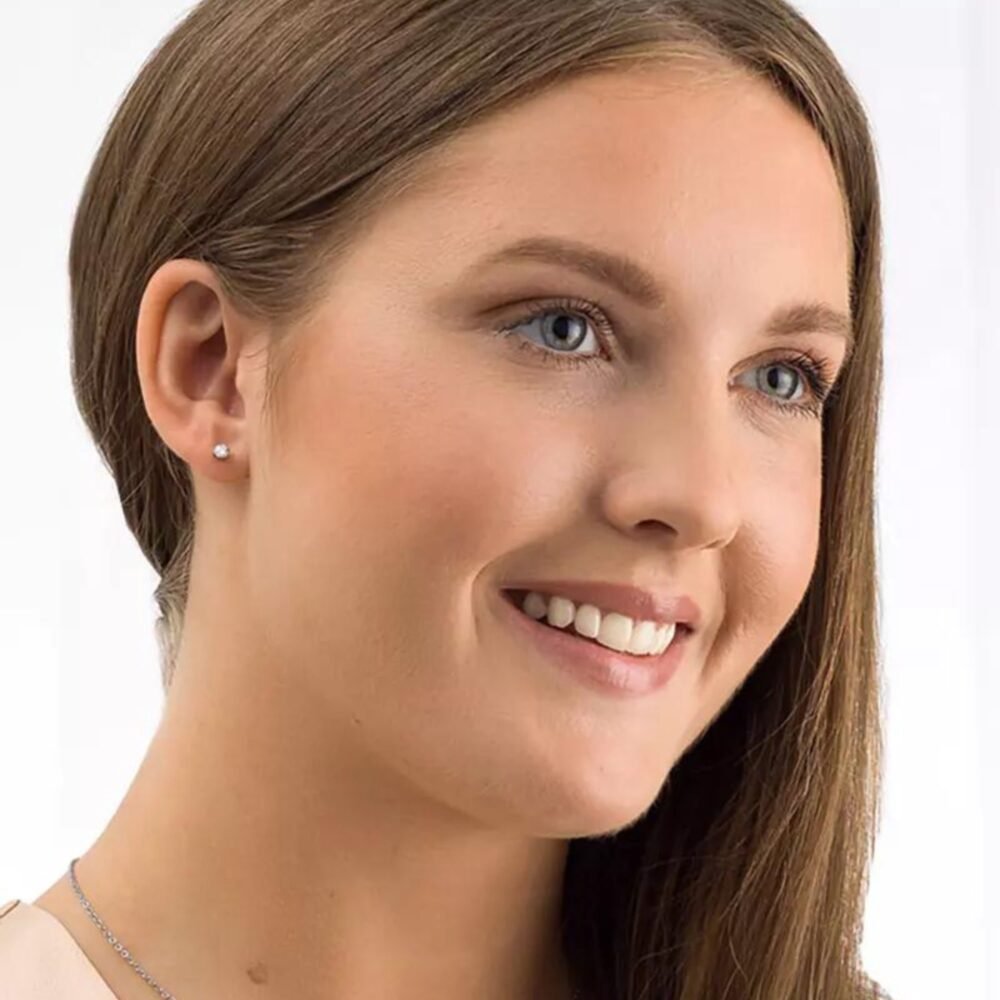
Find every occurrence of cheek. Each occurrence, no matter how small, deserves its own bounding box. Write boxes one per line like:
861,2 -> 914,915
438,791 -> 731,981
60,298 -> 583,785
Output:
247,317 -> 571,682
752,443 -> 823,603
696,441 -> 823,715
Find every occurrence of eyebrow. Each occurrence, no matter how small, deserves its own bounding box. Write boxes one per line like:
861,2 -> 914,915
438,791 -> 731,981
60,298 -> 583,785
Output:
473,235 -> 855,357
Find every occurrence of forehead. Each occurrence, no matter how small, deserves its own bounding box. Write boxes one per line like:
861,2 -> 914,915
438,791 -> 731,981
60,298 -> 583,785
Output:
359,62 -> 852,318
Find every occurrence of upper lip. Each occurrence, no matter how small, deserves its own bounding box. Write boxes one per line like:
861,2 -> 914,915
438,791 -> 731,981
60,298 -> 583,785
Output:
502,579 -> 702,631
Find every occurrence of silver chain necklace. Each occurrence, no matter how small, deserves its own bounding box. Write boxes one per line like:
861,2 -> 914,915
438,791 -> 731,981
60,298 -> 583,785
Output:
68,857 -> 583,1000
68,857 -> 176,998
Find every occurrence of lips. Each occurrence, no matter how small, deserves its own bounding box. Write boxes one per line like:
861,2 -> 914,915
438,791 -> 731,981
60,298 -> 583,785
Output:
495,584 -> 690,697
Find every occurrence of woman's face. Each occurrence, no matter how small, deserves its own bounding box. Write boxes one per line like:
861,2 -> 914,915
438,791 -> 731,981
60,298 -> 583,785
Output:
239,62 -> 852,836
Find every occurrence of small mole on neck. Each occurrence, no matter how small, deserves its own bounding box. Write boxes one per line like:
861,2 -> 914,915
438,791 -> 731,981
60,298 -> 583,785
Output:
246,961 -> 269,985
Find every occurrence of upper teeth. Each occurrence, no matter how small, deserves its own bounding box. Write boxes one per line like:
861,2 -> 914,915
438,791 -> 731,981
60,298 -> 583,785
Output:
519,591 -> 678,657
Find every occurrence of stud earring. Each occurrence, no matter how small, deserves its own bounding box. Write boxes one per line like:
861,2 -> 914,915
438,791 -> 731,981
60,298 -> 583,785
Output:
212,443 -> 232,461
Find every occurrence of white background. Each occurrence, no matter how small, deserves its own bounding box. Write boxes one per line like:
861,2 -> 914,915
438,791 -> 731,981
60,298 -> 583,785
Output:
1,3 -> 996,998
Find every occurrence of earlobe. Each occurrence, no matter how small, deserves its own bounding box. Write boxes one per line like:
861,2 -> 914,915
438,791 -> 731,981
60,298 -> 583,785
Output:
135,259 -> 253,478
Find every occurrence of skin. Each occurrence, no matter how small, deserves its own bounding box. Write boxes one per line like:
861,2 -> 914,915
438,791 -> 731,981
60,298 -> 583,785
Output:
34,60 -> 851,1000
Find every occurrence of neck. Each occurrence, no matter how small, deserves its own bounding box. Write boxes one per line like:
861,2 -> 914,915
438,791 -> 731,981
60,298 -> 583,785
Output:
35,633 -> 576,1000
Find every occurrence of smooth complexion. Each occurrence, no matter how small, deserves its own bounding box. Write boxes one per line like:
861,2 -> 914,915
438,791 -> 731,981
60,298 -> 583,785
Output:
35,61 -> 852,1000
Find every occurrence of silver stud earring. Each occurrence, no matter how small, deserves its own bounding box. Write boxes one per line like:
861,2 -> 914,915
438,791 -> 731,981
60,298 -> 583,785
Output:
212,442 -> 232,461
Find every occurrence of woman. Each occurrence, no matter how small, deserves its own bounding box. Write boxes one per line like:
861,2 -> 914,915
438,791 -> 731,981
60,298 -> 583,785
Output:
0,0 -> 890,997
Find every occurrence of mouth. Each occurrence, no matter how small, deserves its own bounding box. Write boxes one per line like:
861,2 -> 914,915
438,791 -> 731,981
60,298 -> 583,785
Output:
500,588 -> 692,645
496,587 -> 692,698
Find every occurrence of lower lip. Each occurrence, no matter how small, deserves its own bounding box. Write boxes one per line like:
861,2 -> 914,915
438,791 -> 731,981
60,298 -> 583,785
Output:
495,589 -> 690,698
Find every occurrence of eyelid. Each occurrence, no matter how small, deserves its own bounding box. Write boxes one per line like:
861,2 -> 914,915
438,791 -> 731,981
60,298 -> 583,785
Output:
492,293 -> 843,414
493,294 -> 620,353
497,295 -> 838,373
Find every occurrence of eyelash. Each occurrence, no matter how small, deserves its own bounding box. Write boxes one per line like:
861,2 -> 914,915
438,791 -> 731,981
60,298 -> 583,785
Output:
492,296 -> 840,420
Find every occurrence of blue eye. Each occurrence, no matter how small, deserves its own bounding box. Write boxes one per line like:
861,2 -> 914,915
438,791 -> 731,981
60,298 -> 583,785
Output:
741,362 -> 810,408
735,355 -> 838,418
491,297 -> 840,420
496,302 -> 604,360
493,298 -> 611,366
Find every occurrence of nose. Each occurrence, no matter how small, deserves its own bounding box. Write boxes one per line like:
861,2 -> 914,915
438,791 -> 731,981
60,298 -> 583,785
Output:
598,376 -> 742,553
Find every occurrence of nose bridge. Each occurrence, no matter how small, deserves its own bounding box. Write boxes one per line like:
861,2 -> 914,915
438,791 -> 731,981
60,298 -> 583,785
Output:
601,367 -> 741,550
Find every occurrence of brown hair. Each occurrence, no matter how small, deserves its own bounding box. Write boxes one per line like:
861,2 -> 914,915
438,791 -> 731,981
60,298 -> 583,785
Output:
68,1 -> 888,997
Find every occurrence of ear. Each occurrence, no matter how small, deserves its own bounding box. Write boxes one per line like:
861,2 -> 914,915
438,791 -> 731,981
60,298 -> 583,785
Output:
135,258 -> 264,481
